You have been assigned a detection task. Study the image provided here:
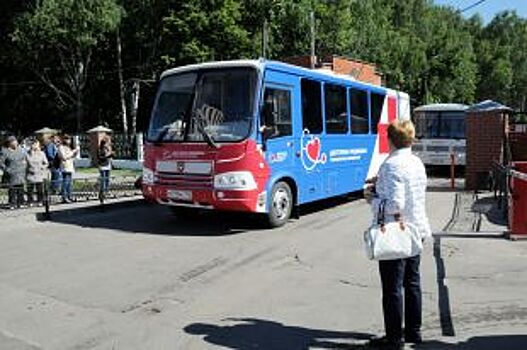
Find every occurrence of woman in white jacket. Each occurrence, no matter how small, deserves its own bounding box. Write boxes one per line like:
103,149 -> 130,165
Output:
365,120 -> 431,349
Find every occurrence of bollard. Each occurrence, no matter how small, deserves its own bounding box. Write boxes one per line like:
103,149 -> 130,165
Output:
43,179 -> 51,220
450,153 -> 456,190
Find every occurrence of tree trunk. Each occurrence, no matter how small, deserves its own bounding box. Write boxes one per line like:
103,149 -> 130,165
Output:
130,80 -> 140,137
75,90 -> 83,134
116,30 -> 128,136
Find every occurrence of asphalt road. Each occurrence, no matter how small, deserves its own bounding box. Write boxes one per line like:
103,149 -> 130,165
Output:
0,191 -> 526,350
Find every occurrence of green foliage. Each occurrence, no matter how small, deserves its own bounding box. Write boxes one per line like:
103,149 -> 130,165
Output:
11,0 -> 123,131
1,0 -> 527,134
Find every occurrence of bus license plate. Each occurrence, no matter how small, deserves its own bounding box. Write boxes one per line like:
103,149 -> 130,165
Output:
167,190 -> 192,201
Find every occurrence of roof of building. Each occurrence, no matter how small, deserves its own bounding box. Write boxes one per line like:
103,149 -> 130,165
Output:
414,103 -> 469,112
466,100 -> 513,113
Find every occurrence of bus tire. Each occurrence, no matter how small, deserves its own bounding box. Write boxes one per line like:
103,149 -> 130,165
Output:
267,181 -> 293,228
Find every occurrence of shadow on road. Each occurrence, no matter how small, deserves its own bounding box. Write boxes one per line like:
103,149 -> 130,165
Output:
39,194 -> 362,236
184,317 -> 527,350
184,318 -> 373,349
415,335 -> 527,350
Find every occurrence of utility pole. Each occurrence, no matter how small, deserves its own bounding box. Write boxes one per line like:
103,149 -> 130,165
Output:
310,11 -> 315,69
262,19 -> 269,58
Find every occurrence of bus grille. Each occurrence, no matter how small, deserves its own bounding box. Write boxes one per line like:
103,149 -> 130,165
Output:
426,145 -> 450,153
155,172 -> 213,190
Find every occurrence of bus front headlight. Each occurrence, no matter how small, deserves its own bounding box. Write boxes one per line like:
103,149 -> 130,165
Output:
142,167 -> 155,185
214,171 -> 257,190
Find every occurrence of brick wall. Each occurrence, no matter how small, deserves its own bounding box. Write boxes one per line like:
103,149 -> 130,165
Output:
282,55 -> 383,86
465,111 -> 508,190
282,55 -> 317,69
323,55 -> 382,86
509,131 -> 527,161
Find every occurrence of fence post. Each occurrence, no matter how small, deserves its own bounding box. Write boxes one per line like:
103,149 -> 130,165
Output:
136,133 -> 144,162
43,179 -> 51,220
450,153 -> 456,190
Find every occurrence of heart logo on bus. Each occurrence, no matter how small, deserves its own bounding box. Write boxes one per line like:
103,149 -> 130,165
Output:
306,138 -> 321,162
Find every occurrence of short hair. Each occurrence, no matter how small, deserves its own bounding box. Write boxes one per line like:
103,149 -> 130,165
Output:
387,120 -> 415,149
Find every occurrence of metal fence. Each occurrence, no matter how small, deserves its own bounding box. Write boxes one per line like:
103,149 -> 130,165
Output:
77,133 -> 141,161
0,175 -> 142,213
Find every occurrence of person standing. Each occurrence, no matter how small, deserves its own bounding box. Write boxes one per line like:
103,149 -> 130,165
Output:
58,135 -> 79,203
44,135 -> 62,194
364,120 -> 431,350
26,139 -> 49,206
0,136 -> 27,209
97,136 -> 113,193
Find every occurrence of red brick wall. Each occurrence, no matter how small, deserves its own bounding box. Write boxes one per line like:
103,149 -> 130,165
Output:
282,55 -> 317,69
509,131 -> 527,161
465,112 -> 508,190
325,56 -> 382,86
282,55 -> 383,86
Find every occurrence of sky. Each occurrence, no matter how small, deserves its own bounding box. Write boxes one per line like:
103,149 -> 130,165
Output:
433,0 -> 527,23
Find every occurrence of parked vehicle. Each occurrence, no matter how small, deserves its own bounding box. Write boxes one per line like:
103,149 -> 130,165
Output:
412,103 -> 468,166
142,59 -> 410,226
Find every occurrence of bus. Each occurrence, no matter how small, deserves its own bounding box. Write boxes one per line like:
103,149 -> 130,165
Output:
412,103 -> 468,166
142,59 -> 410,227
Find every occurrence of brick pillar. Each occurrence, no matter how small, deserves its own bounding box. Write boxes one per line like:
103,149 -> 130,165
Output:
465,111 -> 508,190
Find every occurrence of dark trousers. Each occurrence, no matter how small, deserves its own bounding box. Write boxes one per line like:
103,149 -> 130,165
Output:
61,172 -> 73,201
100,170 -> 110,192
8,184 -> 25,207
50,168 -> 62,193
27,182 -> 44,204
379,254 -> 422,342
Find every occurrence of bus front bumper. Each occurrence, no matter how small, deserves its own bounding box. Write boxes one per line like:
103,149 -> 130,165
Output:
142,184 -> 267,213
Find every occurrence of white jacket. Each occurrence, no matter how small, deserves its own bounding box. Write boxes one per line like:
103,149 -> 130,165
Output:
371,147 -> 432,239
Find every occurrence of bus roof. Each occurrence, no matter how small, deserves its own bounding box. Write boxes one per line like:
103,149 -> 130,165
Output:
160,59 -> 405,96
414,103 -> 469,112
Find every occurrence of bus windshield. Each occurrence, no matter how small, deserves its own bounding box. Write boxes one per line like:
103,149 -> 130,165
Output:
148,67 -> 257,143
415,111 -> 465,139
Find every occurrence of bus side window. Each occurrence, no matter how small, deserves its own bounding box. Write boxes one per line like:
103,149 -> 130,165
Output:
262,88 -> 292,138
301,79 -> 323,134
324,84 -> 348,134
350,88 -> 369,134
370,92 -> 385,134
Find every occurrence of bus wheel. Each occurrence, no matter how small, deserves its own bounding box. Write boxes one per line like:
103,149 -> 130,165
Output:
267,181 -> 293,227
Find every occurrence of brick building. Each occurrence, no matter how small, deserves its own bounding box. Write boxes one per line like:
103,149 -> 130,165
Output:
465,101 -> 512,190
282,55 -> 383,86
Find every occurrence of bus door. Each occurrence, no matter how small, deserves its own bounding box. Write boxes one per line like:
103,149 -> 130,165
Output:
261,78 -> 297,173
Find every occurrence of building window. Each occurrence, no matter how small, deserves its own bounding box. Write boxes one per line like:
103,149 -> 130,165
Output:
262,88 -> 292,138
370,92 -> 385,134
301,79 -> 323,134
324,84 -> 348,134
350,88 -> 369,134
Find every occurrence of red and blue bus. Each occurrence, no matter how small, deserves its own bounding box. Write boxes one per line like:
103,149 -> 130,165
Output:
142,59 -> 410,227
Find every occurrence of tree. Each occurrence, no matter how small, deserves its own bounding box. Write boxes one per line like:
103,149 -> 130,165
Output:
11,0 -> 123,132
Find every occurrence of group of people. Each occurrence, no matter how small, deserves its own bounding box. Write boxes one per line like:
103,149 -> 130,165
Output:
0,133 -> 113,209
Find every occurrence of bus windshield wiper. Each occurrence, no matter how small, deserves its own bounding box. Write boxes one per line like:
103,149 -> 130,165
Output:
192,110 -> 218,148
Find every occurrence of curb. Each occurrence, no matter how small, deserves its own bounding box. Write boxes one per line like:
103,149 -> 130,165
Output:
37,197 -> 146,221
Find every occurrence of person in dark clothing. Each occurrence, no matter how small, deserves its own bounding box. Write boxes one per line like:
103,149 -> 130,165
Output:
0,136 -> 27,209
97,137 -> 113,192
44,135 -> 62,194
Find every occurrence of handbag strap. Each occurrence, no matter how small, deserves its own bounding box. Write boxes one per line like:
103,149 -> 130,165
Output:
377,199 -> 386,226
377,199 -> 406,231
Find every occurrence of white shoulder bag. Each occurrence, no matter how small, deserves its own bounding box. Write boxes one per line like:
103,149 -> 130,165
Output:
364,200 -> 423,261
